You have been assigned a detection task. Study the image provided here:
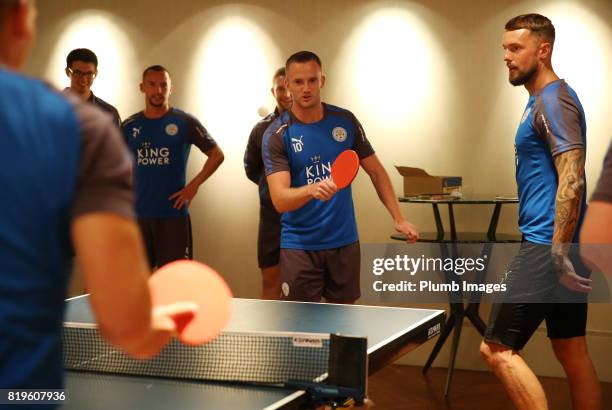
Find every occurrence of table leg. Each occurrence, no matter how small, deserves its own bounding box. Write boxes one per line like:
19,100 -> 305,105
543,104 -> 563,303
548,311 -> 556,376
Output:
423,311 -> 455,374
448,203 -> 456,241
466,304 -> 486,335
464,242 -> 494,335
444,313 -> 464,396
432,204 -> 444,241
486,203 -> 503,241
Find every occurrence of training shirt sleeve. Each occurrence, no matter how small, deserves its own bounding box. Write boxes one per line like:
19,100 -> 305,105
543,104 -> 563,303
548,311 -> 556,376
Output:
350,114 -> 375,159
185,115 -> 217,153
591,141 -> 612,203
94,96 -> 122,129
262,118 -> 289,176
120,114 -> 140,144
120,119 -> 129,143
533,85 -> 585,157
70,99 -> 135,219
244,122 -> 265,184
110,106 -> 122,129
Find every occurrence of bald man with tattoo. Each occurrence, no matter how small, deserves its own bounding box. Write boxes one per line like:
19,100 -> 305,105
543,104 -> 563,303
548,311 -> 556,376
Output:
479,14 -> 600,410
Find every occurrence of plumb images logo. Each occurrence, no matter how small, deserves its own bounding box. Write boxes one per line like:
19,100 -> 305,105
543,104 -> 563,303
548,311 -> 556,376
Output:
369,253 -> 508,296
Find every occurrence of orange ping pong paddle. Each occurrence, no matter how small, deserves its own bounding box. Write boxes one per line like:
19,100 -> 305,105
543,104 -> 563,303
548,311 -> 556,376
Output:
331,150 -> 360,189
149,260 -> 233,345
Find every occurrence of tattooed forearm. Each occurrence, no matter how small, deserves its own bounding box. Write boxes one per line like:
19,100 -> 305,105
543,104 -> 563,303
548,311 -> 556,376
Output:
552,148 -> 586,244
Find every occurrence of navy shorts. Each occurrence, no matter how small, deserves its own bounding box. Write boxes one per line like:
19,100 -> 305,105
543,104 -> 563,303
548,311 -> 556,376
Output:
257,203 -> 281,268
279,242 -> 360,303
138,215 -> 193,270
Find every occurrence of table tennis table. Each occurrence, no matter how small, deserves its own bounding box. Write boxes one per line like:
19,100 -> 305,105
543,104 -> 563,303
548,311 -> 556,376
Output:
61,295 -> 444,410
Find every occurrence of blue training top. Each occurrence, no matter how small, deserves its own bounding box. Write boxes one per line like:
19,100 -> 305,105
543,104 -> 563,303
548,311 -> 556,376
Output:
262,103 -> 374,250
0,68 -> 134,395
122,108 -> 217,219
514,80 -> 587,244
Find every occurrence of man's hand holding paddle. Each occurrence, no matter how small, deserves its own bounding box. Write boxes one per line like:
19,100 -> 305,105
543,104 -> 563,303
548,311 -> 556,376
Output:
308,179 -> 338,201
149,260 -> 233,345
130,302 -> 198,359
307,149 -> 360,201
124,260 -> 232,359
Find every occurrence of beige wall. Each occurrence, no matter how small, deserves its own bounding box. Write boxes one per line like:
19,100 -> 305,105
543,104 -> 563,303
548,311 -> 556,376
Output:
29,0 -> 612,381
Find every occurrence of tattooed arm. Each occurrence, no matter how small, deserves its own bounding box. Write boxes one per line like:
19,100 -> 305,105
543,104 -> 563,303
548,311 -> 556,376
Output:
552,148 -> 586,243
552,148 -> 592,292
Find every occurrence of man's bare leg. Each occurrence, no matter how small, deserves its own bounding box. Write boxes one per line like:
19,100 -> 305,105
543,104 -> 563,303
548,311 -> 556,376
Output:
480,341 -> 548,410
551,337 -> 600,410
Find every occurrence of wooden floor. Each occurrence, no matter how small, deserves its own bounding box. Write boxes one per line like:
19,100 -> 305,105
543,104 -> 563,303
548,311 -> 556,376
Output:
366,365 -> 612,409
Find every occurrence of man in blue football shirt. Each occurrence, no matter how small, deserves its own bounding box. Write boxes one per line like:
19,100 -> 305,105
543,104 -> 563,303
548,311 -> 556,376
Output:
263,51 -> 419,304
244,67 -> 292,299
479,14 -> 600,410
0,0 -> 186,401
122,66 -> 224,269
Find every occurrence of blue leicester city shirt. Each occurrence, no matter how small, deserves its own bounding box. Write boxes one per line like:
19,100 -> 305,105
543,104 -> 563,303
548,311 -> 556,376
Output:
0,68 -> 135,393
0,70 -> 79,392
263,104 -> 374,250
122,108 -> 217,219
514,80 -> 587,244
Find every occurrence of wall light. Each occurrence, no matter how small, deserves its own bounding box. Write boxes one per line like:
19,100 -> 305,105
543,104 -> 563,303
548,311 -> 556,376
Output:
188,17 -> 282,155
43,12 -> 137,117
337,8 -> 443,125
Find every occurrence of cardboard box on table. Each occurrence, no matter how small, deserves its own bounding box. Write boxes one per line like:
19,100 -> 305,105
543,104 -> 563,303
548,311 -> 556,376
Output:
395,166 -> 462,197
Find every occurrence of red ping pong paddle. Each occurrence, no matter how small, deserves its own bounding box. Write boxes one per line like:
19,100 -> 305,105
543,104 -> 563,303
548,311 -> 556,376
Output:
331,150 -> 360,189
149,260 -> 233,345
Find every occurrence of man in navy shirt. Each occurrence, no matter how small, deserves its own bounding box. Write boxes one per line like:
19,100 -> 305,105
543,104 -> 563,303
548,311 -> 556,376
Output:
63,48 -> 121,128
0,0 -> 185,401
244,67 -> 292,299
263,51 -> 419,303
122,65 -> 224,269
480,14 -> 600,410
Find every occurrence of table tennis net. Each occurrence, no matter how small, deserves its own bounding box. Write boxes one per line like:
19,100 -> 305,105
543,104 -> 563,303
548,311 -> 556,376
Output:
63,324 -> 333,385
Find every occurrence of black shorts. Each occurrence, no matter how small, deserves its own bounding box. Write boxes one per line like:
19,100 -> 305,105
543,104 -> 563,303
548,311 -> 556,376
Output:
138,215 -> 193,269
485,302 -> 587,350
257,203 -> 281,268
279,242 -> 360,303
484,242 -> 588,351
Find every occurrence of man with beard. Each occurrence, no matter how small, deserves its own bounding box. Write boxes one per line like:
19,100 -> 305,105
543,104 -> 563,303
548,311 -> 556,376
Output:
479,14 -> 600,410
244,67 -> 292,299
122,65 -> 224,269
